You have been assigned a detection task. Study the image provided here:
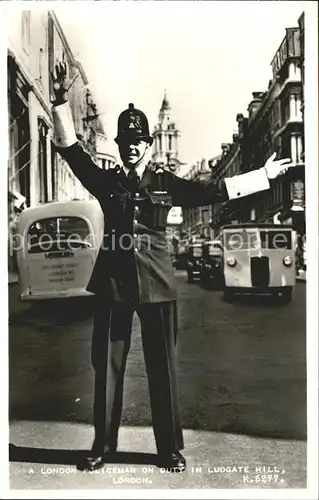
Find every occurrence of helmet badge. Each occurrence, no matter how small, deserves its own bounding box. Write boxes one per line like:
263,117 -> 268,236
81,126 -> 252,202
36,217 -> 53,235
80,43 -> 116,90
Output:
128,112 -> 142,131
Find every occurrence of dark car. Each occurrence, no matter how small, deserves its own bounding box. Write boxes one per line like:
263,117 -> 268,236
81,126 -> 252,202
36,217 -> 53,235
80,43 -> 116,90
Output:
186,242 -> 203,283
199,240 -> 223,288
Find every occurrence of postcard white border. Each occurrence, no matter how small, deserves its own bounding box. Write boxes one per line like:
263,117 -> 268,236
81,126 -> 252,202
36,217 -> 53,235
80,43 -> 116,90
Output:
0,1 -> 318,499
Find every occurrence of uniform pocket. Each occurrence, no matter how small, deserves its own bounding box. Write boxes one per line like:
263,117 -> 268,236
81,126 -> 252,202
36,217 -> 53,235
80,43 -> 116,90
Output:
148,192 -> 172,206
148,192 -> 173,227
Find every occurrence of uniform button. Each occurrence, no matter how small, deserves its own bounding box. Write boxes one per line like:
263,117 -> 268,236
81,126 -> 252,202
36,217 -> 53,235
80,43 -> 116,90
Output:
135,193 -> 140,198
135,206 -> 139,210
134,248 -> 138,252
161,200 -> 165,204
133,234 -> 137,238
237,192 -> 241,196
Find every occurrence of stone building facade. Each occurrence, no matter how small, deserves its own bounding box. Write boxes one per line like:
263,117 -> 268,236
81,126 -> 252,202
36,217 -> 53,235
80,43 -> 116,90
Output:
181,157 -> 221,241
7,9 -> 111,281
210,19 -> 305,254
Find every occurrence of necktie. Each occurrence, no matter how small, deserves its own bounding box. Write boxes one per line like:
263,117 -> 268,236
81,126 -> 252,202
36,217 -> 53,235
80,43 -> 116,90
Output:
127,169 -> 140,190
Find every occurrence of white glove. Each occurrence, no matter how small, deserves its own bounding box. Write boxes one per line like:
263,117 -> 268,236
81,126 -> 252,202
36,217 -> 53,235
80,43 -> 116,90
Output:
263,152 -> 293,180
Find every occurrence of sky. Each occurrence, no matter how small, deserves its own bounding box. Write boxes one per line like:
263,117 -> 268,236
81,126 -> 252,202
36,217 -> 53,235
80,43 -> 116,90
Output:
53,0 -> 310,166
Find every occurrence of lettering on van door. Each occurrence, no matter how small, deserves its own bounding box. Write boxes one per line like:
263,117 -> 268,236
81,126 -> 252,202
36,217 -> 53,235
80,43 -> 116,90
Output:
41,263 -> 80,283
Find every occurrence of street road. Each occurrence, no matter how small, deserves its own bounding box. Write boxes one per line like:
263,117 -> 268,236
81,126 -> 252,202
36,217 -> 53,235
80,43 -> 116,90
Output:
9,273 -> 307,490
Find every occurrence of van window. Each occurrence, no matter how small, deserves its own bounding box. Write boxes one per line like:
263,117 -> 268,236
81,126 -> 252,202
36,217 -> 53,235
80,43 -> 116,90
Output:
27,216 -> 91,253
224,231 -> 258,250
260,230 -> 292,249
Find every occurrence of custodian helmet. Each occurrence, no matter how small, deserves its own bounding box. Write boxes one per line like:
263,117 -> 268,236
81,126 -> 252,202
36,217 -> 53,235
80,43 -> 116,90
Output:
115,103 -> 154,146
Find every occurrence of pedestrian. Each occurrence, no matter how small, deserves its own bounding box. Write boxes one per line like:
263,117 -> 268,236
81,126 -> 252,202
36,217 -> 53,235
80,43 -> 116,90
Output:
50,62 -> 293,473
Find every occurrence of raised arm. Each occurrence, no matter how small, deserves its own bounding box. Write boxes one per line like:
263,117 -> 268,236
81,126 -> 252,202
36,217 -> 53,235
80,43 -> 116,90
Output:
50,62 -> 108,199
168,153 -> 292,208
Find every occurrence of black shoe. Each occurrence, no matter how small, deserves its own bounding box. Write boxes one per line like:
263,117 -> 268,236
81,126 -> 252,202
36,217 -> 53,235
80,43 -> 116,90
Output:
78,453 -> 106,472
77,446 -> 116,472
157,451 -> 186,473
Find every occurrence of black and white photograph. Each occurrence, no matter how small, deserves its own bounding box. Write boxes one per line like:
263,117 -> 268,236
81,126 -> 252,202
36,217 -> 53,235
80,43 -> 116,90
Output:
2,0 -> 318,497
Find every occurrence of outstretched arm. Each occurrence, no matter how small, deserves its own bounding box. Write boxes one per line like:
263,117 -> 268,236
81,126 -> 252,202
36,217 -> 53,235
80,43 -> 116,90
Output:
168,173 -> 229,208
223,153 -> 292,199
51,61 -> 108,199
168,153 -> 292,208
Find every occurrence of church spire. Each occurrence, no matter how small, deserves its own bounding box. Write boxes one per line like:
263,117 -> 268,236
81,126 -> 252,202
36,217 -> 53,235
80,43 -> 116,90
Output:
161,90 -> 171,112
152,94 -> 180,169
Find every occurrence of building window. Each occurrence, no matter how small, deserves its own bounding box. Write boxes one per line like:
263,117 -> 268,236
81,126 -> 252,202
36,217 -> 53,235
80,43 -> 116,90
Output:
38,120 -> 48,203
274,136 -> 282,157
280,96 -> 290,124
51,142 -> 57,201
202,209 -> 208,224
293,134 -> 303,164
168,135 -> 172,151
9,95 -> 31,205
294,95 -> 302,121
22,11 -> 31,51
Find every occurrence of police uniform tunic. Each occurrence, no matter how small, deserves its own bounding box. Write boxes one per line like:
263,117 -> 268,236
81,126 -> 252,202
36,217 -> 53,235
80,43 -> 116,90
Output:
57,143 -> 230,304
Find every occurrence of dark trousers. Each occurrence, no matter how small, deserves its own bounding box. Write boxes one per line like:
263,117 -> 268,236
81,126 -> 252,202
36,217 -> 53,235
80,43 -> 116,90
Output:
91,298 -> 184,454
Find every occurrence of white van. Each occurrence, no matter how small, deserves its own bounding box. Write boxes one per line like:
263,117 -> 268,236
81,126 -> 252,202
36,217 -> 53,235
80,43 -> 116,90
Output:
16,200 -> 104,300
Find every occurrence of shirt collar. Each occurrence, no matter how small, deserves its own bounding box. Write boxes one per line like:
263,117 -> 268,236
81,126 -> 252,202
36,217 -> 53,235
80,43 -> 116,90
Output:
123,163 -> 146,179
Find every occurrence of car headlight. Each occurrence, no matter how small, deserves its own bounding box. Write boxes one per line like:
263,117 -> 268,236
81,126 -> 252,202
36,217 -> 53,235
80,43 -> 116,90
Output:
226,256 -> 237,267
283,256 -> 293,267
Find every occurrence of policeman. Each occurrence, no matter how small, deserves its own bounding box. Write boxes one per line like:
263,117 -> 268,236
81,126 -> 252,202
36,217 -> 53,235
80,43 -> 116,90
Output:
50,62 -> 292,473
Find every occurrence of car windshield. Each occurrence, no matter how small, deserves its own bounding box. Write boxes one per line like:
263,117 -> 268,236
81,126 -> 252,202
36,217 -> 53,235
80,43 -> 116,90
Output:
224,229 -> 292,250
27,216 -> 91,253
